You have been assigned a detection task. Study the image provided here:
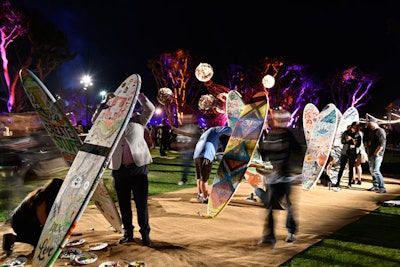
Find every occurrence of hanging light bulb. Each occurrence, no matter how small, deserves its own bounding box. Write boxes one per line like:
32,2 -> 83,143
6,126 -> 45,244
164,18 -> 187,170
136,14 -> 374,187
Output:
262,74 -> 275,88
195,63 -> 214,82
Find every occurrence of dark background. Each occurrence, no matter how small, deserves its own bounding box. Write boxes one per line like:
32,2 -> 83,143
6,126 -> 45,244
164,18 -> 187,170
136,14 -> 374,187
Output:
10,1 -> 400,114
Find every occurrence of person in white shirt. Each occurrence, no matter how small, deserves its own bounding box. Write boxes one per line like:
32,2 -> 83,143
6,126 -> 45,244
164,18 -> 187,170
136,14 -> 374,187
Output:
95,92 -> 155,246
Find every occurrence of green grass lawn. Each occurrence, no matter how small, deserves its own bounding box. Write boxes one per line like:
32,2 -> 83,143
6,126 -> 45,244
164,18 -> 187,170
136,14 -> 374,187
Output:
1,147 -> 399,266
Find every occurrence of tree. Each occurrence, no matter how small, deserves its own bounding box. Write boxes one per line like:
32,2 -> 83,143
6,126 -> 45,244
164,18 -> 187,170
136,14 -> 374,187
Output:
267,61 -> 326,126
10,12 -> 76,112
329,66 -> 379,113
148,49 -> 201,125
0,0 -> 28,112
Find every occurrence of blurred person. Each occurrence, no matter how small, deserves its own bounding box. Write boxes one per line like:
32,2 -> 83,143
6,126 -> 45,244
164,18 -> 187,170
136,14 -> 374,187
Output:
75,120 -> 87,134
2,178 -> 63,254
334,121 -> 362,189
365,117 -> 387,193
255,109 -> 303,247
353,124 -> 368,185
170,114 -> 202,185
159,118 -> 171,156
95,92 -> 155,246
193,126 -> 232,203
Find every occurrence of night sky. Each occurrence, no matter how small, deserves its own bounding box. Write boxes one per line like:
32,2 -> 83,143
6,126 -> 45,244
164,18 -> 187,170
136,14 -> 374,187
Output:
10,1 -> 400,115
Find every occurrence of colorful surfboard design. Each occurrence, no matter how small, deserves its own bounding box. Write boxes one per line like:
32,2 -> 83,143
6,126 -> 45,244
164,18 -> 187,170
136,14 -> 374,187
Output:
207,91 -> 268,218
225,90 -> 245,129
20,68 -> 123,234
302,103 -> 339,190
226,90 -> 265,188
302,103 -> 319,146
329,106 -> 359,184
27,72 -> 140,267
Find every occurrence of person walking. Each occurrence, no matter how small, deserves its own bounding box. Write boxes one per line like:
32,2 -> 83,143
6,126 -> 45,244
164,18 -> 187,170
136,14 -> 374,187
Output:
365,117 -> 387,193
334,121 -> 362,189
255,109 -> 303,247
106,93 -> 155,246
159,118 -> 171,156
193,126 -> 232,203
2,178 -> 63,254
170,114 -> 202,185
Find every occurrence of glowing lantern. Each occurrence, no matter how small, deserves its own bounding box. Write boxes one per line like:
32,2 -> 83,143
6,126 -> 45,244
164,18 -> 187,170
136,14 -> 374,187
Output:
195,63 -> 214,82
198,94 -> 216,113
262,74 -> 275,88
157,87 -> 174,105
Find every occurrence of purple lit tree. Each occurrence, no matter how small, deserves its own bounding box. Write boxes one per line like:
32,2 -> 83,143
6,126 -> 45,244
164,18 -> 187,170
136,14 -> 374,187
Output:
225,58 -> 324,127
148,49 -> 201,125
329,66 -> 379,113
11,13 -> 76,112
267,62 -> 325,126
0,0 -> 27,112
0,1 -> 75,113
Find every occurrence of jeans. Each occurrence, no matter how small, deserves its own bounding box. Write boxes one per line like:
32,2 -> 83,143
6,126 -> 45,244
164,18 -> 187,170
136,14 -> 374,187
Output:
180,150 -> 193,183
262,182 -> 296,238
368,155 -> 385,189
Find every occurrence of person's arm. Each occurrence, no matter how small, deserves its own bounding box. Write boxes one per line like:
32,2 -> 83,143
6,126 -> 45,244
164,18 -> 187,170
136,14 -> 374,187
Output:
91,102 -> 110,123
354,134 -> 362,148
136,93 -> 155,126
171,126 -> 198,138
341,131 -> 350,144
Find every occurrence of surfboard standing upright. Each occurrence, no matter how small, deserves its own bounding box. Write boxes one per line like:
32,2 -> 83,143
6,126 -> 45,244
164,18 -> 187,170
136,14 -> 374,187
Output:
207,91 -> 268,218
19,68 -> 123,235
302,103 -> 319,146
225,90 -> 245,129
226,91 -> 265,189
329,106 -> 359,185
302,103 -> 339,190
29,73 -> 141,267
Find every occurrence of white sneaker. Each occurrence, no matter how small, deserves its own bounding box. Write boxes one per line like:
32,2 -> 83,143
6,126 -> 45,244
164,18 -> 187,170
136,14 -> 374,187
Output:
177,181 -> 186,185
285,233 -> 296,243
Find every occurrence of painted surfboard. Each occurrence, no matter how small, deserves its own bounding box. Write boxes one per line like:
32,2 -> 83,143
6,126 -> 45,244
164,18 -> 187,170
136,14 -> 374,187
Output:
19,68 -> 123,234
207,91 -> 268,218
302,103 -> 339,190
28,72 -> 140,267
225,90 -> 245,129
302,103 -> 319,146
226,90 -> 267,188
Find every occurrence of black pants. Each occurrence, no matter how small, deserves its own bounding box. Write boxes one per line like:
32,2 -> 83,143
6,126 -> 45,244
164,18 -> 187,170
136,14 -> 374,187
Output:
337,153 -> 356,185
262,182 -> 296,239
112,164 -> 150,237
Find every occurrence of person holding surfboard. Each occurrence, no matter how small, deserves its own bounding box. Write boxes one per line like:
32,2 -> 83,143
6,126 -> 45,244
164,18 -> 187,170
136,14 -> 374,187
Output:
335,121 -> 362,189
2,178 -> 63,254
193,126 -> 232,203
107,93 -> 155,246
256,108 -> 302,247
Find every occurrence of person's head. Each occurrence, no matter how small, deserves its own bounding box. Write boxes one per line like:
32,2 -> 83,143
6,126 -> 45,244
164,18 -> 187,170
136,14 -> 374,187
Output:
366,117 -> 378,129
268,108 -> 291,129
350,121 -> 360,132
27,178 -> 63,209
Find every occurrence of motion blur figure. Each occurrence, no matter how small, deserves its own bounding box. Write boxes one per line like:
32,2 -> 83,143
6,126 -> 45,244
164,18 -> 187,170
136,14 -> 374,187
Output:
170,114 -> 202,185
256,109 -> 302,247
2,178 -> 63,254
